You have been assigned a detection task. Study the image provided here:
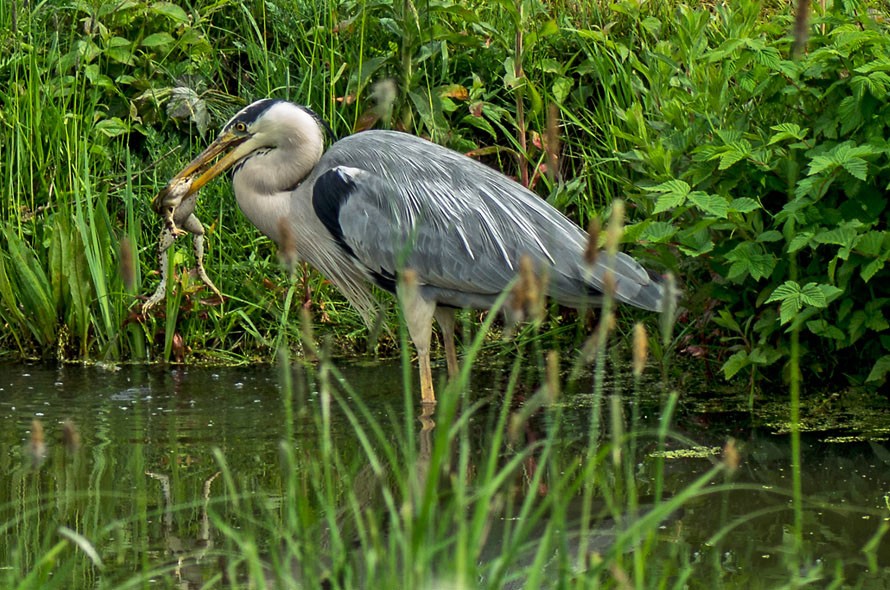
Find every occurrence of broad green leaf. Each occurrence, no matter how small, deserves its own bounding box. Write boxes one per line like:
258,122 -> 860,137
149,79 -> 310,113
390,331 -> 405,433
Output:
729,197 -> 760,213
687,192 -> 728,218
747,254 -> 776,280
648,179 -> 691,197
861,258 -> 885,282
768,123 -> 807,144
779,297 -> 799,324
840,156 -> 868,181
766,281 -> 800,304
640,221 -> 676,243
677,240 -> 714,257
818,284 -> 844,304
713,309 -> 741,333
95,118 -> 129,137
838,95 -> 862,133
551,77 -> 574,104
151,2 -> 189,23
142,32 -> 175,47
722,350 -> 749,379
808,153 -> 837,177
787,232 -> 813,253
757,230 -> 782,242
806,320 -> 846,340
866,355 -> 890,382
814,226 -> 856,248
653,193 -> 688,214
798,283 -> 827,308
854,231 -> 888,257
717,141 -> 751,170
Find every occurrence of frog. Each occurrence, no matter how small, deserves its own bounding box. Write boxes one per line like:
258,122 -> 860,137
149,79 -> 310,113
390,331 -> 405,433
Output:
143,177 -> 222,311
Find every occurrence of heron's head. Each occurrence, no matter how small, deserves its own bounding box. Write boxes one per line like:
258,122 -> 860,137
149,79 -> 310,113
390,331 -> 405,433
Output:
157,99 -> 329,203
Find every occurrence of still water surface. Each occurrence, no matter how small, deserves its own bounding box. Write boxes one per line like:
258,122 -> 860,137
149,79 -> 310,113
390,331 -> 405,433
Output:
1,363 -> 889,587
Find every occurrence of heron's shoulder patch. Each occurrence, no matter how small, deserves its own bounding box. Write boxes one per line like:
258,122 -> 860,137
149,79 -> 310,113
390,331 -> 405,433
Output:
312,167 -> 359,258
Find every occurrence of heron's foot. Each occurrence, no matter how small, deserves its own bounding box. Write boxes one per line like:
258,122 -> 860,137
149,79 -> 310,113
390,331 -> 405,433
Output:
170,226 -> 188,237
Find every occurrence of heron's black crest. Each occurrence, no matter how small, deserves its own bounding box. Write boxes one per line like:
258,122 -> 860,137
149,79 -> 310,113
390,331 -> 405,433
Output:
313,168 -> 357,258
224,99 -> 281,131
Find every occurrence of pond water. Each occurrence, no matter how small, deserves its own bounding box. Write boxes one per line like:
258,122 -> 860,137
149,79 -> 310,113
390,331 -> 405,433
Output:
1,362 -> 889,588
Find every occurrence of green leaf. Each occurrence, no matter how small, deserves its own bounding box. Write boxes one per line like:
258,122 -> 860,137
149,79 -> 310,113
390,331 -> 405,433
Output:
808,153 -> 837,177
818,284 -> 844,304
866,355 -> 890,382
779,297 -> 799,324
717,141 -> 751,170
648,180 -> 691,214
861,258 -> 885,282
152,2 -> 188,22
640,221 -> 676,243
94,118 -> 129,137
766,280 -> 800,304
687,192 -> 728,218
840,156 -> 868,181
729,197 -> 760,213
837,95 -> 862,133
798,283 -> 828,308
757,230 -> 783,242
854,231 -> 888,257
712,309 -> 741,333
787,232 -> 813,253
814,226 -> 857,248
551,76 -> 574,104
806,319 -> 846,340
142,32 -> 175,47
722,350 -> 749,379
768,123 -> 807,144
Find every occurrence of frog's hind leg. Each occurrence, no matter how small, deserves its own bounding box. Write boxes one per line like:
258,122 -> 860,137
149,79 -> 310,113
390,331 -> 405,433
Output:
182,214 -> 223,302
143,228 -> 178,311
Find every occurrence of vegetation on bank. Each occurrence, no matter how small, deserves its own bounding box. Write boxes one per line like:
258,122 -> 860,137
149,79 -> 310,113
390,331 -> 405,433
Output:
0,0 -> 888,390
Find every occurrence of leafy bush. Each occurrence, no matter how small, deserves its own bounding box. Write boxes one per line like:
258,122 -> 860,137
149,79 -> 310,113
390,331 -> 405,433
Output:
576,0 -> 890,387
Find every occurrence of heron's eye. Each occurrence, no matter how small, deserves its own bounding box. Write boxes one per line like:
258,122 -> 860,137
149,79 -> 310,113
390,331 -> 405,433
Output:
234,122 -> 247,133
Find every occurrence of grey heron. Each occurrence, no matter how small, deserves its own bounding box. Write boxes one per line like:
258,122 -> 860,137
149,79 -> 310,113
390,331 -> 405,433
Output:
157,99 -> 667,403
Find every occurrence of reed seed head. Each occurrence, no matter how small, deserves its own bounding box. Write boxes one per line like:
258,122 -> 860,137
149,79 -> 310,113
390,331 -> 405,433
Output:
602,270 -> 617,300
632,322 -> 648,377
511,255 -> 547,323
62,419 -> 81,453
28,419 -> 46,467
605,199 -> 625,255
545,103 -> 561,182
119,236 -> 135,292
277,216 -> 298,273
584,216 -> 601,267
299,306 -> 317,360
546,350 -> 560,402
722,438 -> 740,472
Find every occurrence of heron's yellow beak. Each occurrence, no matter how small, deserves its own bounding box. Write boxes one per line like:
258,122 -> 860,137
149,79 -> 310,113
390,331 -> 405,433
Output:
152,130 -> 249,211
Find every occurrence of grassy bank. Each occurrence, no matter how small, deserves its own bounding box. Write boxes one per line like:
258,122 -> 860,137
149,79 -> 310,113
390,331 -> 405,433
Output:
1,0 -> 889,390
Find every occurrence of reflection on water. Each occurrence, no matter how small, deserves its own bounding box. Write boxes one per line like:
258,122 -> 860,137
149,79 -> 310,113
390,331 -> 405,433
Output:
1,363 -> 889,587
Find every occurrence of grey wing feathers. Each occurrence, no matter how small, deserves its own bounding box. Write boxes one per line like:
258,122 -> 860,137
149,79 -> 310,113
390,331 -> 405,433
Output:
316,131 -> 664,312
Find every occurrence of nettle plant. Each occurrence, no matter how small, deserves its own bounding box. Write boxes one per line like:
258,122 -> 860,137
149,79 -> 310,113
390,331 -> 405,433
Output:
615,3 -> 890,387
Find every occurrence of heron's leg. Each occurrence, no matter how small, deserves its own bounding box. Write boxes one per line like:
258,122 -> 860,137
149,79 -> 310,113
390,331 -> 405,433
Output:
182,214 -> 223,301
434,307 -> 459,379
399,284 -> 438,404
143,228 -> 177,311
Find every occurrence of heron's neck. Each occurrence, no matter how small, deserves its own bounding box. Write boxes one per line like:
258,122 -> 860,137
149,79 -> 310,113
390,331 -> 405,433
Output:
233,135 -> 323,244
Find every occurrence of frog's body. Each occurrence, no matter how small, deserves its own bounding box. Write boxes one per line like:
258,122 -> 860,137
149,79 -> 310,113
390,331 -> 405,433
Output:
143,177 -> 222,310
